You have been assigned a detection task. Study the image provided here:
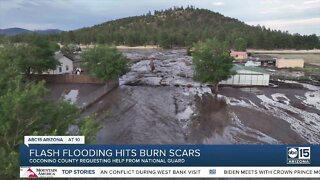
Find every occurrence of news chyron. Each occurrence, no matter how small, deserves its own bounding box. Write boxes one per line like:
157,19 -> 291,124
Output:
20,136 -> 320,178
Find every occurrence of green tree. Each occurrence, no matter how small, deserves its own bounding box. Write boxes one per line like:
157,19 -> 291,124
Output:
81,45 -> 128,81
61,43 -> 81,56
0,79 -> 100,179
192,39 -> 235,95
0,48 -> 20,94
234,37 -> 247,51
158,31 -> 171,49
5,34 -> 60,76
0,45 -> 101,179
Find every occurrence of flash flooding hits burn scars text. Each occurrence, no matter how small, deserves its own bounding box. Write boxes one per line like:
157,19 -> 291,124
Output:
29,149 -> 201,157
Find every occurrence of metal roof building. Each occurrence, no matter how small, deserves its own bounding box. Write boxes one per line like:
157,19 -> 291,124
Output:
220,64 -> 270,86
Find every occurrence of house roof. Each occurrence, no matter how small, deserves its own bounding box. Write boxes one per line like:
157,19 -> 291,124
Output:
54,52 -> 73,61
230,51 -> 247,55
249,55 -> 276,61
232,64 -> 269,74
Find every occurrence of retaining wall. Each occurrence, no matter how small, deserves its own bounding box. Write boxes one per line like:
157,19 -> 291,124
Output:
31,74 -> 119,110
76,79 -> 119,110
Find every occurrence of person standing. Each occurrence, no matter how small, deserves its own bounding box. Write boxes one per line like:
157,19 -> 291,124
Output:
149,57 -> 155,72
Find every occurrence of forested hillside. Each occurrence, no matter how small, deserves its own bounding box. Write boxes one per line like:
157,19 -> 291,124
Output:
6,7 -> 320,49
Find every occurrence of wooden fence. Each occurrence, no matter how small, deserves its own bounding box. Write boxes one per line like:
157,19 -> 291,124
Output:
30,74 -> 105,84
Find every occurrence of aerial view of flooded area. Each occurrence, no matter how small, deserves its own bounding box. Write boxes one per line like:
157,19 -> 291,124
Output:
3,1 -> 320,178
78,49 -> 320,145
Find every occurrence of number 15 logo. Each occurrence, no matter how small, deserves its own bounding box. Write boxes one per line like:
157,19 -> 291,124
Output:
298,147 -> 310,159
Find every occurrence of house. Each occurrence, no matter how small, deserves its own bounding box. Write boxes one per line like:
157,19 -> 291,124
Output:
276,58 -> 304,68
230,51 -> 248,62
48,52 -> 74,74
220,64 -> 270,86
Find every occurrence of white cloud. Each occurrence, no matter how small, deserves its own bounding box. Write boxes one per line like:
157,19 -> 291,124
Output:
260,0 -> 320,14
304,0 -> 320,4
0,0 -> 23,12
213,2 -> 224,6
247,17 -> 320,34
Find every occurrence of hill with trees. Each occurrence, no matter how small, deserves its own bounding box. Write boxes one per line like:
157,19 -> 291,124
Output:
0,28 -> 32,36
0,28 -> 62,36
59,6 -> 319,49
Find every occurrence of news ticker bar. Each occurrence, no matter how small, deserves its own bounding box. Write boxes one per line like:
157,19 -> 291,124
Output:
20,167 -> 320,178
20,144 -> 320,166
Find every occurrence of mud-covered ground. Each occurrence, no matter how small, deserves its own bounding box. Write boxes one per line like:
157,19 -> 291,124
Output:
46,83 -> 103,103
52,49 -> 320,144
92,85 -> 319,144
86,49 -> 320,144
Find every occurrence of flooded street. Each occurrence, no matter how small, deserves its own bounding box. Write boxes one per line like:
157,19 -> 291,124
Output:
86,49 -> 320,144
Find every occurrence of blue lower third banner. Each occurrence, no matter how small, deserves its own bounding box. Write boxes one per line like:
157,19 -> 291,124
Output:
20,144 -> 320,178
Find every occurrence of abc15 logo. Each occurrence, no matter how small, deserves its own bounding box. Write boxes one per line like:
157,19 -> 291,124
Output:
287,147 -> 311,160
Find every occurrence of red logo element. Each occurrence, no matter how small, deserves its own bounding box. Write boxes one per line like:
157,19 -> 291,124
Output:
27,168 -> 38,178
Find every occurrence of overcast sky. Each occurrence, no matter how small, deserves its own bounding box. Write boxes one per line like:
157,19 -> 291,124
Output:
0,0 -> 319,35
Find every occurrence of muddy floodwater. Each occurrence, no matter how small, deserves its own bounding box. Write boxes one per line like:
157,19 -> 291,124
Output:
83,49 -> 320,144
